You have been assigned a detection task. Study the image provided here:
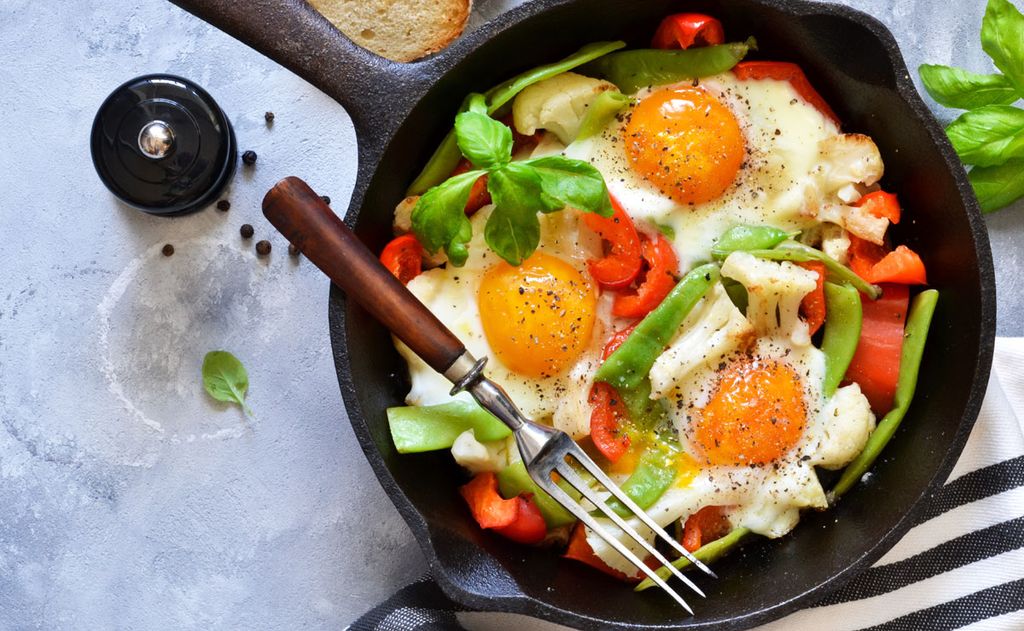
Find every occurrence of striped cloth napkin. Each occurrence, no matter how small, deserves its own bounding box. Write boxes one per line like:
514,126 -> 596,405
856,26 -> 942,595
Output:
351,338 -> 1024,631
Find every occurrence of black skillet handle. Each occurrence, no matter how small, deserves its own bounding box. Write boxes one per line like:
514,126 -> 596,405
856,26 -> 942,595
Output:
166,0 -> 433,138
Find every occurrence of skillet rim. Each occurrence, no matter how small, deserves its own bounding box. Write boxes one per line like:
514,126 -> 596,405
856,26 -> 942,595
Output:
329,0 -> 997,627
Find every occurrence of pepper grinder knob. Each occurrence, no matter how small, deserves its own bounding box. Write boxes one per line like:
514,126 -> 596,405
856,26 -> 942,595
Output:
91,74 -> 236,216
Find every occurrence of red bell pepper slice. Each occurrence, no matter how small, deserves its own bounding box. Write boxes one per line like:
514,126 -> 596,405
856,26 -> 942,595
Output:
380,234 -> 424,284
564,523 -> 637,581
582,197 -> 643,290
612,235 -> 679,319
460,472 -> 547,544
849,236 -> 927,285
844,284 -> 909,414
587,324 -> 638,463
651,13 -> 725,50
733,61 -> 840,125
450,158 -> 491,215
857,190 -> 901,224
681,506 -> 731,552
798,261 -> 827,336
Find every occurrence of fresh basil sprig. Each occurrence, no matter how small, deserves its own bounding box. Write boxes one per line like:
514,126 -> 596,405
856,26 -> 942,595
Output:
919,0 -> 1024,213
411,93 -> 613,266
202,350 -> 253,417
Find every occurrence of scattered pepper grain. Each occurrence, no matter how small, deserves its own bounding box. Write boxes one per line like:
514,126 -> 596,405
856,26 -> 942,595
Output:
288,243 -> 300,257
216,199 -> 231,211
255,240 -> 272,256
162,244 -> 174,257
321,195 -> 331,205
242,150 -> 258,165
264,111 -> 275,124
240,224 -> 254,239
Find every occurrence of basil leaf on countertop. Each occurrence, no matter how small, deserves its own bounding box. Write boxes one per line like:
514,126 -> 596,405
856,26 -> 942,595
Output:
969,157 -> 1024,212
202,351 -> 253,416
919,64 -> 1020,109
525,155 -> 614,217
484,162 -> 561,265
981,0 -> 1024,94
455,109 -> 513,170
946,104 -> 1024,166
411,168 -> 485,266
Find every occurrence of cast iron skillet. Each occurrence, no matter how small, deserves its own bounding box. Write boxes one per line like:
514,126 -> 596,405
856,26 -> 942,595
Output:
169,0 -> 996,627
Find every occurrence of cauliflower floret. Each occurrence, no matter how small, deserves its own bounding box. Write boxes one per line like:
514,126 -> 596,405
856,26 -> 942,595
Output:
720,252 -> 818,347
451,430 -> 514,474
819,133 -> 884,193
512,72 -> 618,144
393,195 -> 418,234
807,383 -> 876,470
821,222 -> 852,265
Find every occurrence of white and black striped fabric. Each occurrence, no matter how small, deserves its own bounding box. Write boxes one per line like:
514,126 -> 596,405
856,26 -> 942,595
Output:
351,339 -> 1024,631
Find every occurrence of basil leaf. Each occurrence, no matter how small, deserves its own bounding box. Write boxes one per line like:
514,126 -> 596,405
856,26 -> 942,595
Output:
202,351 -> 252,416
454,108 -> 513,170
411,169 -> 486,266
969,158 -> 1024,212
919,64 -> 1019,109
981,0 -> 1024,94
946,104 -> 1024,166
525,156 -> 613,217
484,163 -> 560,265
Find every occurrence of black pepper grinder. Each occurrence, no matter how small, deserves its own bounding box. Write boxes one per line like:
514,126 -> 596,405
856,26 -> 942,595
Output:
90,74 -> 236,216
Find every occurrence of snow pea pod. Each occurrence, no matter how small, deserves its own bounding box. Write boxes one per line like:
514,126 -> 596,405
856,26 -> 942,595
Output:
711,224 -> 794,258
743,242 -> 882,300
635,527 -> 752,591
821,282 -> 863,398
497,461 -> 577,528
407,40 -> 626,195
595,263 -> 720,391
573,90 -> 631,142
607,449 -> 677,517
584,37 -> 757,94
830,289 -> 939,500
387,400 -> 510,453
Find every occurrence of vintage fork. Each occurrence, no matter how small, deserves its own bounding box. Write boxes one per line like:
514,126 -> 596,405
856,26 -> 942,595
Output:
263,177 -> 715,612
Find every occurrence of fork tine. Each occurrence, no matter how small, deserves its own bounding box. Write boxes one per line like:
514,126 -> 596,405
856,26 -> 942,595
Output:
569,450 -> 717,579
555,461 -> 706,599
534,473 -> 694,614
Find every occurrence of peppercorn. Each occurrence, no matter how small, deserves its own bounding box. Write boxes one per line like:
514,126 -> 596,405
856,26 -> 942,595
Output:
288,243 -> 300,257
162,244 -> 174,257
242,150 -> 258,165
240,224 -> 254,239
256,240 -> 271,256
216,199 -> 231,211
264,111 -> 275,124
321,195 -> 331,205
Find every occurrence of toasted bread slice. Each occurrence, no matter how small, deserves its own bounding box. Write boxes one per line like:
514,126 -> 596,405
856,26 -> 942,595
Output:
310,0 -> 473,63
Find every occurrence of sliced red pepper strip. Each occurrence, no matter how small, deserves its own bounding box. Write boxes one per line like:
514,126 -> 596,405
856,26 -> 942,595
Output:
866,246 -> 927,285
582,197 -> 643,290
460,472 -> 548,544
651,13 -> 725,50
612,235 -> 679,319
588,324 -> 638,463
564,523 -> 637,581
848,234 -> 888,281
798,261 -> 827,336
681,506 -> 731,552
844,284 -> 909,414
379,234 -> 424,284
450,158 -> 491,215
857,190 -> 901,224
733,61 -> 840,125
494,496 -> 548,544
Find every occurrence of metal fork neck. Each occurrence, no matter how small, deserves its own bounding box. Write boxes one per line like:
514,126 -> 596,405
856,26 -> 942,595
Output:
444,351 -> 528,432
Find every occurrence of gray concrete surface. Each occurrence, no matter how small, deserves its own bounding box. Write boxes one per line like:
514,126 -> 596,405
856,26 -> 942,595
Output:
0,0 -> 1020,629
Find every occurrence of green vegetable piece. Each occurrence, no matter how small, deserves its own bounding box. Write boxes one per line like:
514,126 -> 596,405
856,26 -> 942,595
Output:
202,350 -> 253,416
711,224 -> 795,258
981,0 -> 1024,95
497,461 -> 577,528
946,105 -> 1024,167
524,155 -> 614,217
596,264 -> 720,391
574,90 -> 631,142
484,162 -> 561,265
585,38 -> 757,94
919,64 -> 1020,110
454,106 -> 513,170
607,450 -> 677,517
655,223 -> 676,240
743,242 -> 882,300
407,41 -> 626,195
830,289 -> 939,500
722,277 -> 748,313
969,157 -> 1024,212
617,378 -> 670,431
635,527 -> 752,591
821,282 -> 863,398
411,168 -> 486,266
387,400 -> 511,453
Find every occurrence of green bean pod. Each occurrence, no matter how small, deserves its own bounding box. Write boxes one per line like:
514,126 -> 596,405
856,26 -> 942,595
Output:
635,527 -> 753,591
407,40 -> 626,195
821,282 -> 863,398
387,400 -> 510,453
573,90 -> 631,142
584,38 -> 758,94
606,449 -> 677,517
830,289 -> 939,500
595,263 -> 720,391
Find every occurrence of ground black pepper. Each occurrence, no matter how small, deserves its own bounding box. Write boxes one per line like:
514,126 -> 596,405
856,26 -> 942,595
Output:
216,199 -> 231,211
242,150 -> 258,165
162,244 -> 174,257
255,240 -> 271,256
240,224 -> 254,239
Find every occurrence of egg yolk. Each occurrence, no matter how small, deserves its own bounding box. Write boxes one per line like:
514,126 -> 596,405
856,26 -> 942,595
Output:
624,85 -> 744,205
478,253 -> 597,378
695,357 -> 806,466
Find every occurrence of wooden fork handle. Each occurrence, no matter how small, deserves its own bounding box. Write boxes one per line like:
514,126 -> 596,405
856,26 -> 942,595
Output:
263,176 -> 467,374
